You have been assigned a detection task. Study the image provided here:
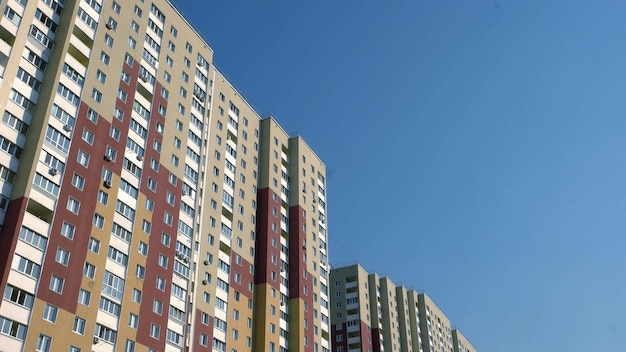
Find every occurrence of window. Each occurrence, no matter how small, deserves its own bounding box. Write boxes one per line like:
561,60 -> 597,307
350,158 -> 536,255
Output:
55,248 -> 70,266
83,262 -> 95,279
96,69 -> 106,83
111,0 -> 122,14
10,88 -> 36,112
73,317 -> 86,335
171,283 -> 185,300
94,323 -> 117,344
78,289 -> 91,306
164,212 -> 173,226
145,198 -> 154,211
165,192 -> 176,206
36,334 -> 51,352
24,48 -> 48,71
0,316 -> 27,340
107,246 -> 129,266
16,68 -> 42,91
213,338 -> 226,352
3,284 -> 34,308
131,20 -> 139,33
128,313 -> 139,329
67,197 -> 80,214
153,299 -> 163,314
156,276 -> 166,291
88,237 -> 100,253
199,333 -> 208,346
93,213 -> 105,229
136,218 -> 149,234
150,323 -> 160,339
99,298 -> 123,319
97,190 -> 108,205
131,288 -> 142,303
71,173 -> 85,190
43,303 -> 58,322
100,51 -> 110,64
139,241 -> 148,255
161,233 -> 171,247
158,254 -> 168,269
117,89 -> 127,102
18,226 -> 47,250
114,106 -> 124,121
57,84 -> 80,106
135,264 -> 146,280
82,128 -> 94,144
116,200 -> 135,220
102,271 -> 125,300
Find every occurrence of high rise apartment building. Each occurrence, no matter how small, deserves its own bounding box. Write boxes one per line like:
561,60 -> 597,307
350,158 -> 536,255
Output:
330,264 -> 474,352
452,329 -> 476,352
0,1 -> 330,352
417,292 -> 454,352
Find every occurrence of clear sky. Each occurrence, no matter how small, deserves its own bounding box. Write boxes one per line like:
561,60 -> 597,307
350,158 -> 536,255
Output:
174,1 -> 626,350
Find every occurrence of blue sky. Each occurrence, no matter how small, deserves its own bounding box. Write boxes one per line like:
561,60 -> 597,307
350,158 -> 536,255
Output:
175,1 -> 626,350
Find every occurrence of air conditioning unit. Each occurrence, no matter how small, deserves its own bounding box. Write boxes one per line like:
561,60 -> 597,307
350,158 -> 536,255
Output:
140,72 -> 149,82
280,301 -> 284,306
49,168 -> 58,176
105,21 -> 113,29
280,268 -> 285,273
63,124 -> 72,132
203,260 -> 210,265
136,154 -> 143,161
93,337 -> 99,344
103,180 -> 112,188
182,190 -> 187,196
104,154 -> 112,162
183,257 -> 189,263
202,280 -> 208,285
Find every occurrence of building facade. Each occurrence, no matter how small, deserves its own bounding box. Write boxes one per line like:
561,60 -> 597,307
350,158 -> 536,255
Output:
330,264 -> 474,352
452,329 -> 476,352
0,1 -> 329,352
417,293 -> 454,352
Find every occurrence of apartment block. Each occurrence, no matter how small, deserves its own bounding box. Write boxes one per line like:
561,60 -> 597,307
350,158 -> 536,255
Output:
329,264 -> 373,352
330,264 -> 474,352
452,329 -> 476,352
417,293 -> 454,352
253,118 -> 330,352
0,1 -> 329,352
